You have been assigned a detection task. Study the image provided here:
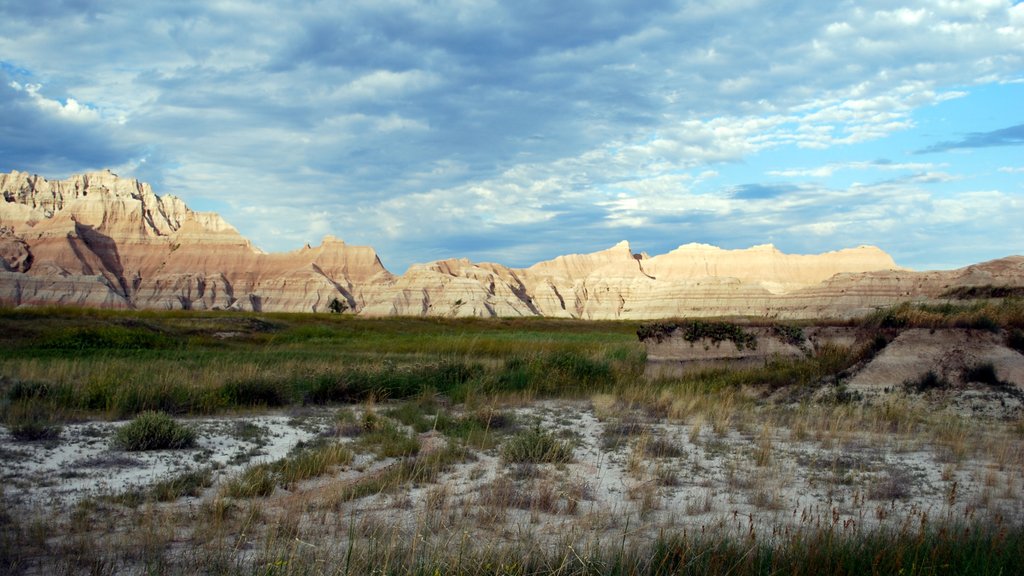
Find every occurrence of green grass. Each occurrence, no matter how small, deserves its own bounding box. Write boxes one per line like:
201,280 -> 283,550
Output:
0,309 -> 641,421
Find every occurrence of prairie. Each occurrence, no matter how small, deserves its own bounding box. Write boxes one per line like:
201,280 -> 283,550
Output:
1,303 -> 1023,575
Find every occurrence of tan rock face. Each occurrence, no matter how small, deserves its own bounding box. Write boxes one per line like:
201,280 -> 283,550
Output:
2,170 -> 1022,318
0,171 -> 391,312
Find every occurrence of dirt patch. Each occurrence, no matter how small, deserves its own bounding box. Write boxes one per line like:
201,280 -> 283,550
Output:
845,329 -> 1024,418
0,410 -> 334,511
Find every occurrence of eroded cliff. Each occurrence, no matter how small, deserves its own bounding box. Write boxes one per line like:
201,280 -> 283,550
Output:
2,170 -> 1021,318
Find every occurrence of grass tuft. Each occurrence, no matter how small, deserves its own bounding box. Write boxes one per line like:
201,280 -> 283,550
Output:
112,411 -> 196,451
4,400 -> 62,441
501,424 -> 574,464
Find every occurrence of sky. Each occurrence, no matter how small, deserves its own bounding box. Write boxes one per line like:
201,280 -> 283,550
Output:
1,0 -> 1023,273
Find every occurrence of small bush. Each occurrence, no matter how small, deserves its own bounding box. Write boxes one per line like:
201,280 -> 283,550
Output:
771,324 -> 805,347
276,442 -> 353,487
150,468 -> 213,501
222,464 -> 276,498
904,371 -> 949,393
219,378 -> 291,407
1006,329 -> 1024,354
963,363 -> 1005,387
112,411 -> 196,451
5,401 -> 62,442
358,420 -> 420,458
642,436 -> 686,459
501,425 -> 574,464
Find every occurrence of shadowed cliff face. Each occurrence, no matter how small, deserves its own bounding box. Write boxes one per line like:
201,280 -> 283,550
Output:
2,170 -> 1023,318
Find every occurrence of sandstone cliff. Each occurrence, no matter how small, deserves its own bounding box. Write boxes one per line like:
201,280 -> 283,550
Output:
2,170 -> 1022,318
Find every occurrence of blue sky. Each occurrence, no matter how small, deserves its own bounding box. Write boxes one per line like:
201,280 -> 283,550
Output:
1,1 -> 1022,272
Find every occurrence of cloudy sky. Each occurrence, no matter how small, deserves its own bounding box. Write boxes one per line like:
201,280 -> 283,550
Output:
2,0 -> 1023,272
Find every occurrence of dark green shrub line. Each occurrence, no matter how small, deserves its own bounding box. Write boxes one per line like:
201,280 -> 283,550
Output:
770,324 -> 805,347
637,320 -> 758,350
304,360 -> 483,404
37,326 -> 180,351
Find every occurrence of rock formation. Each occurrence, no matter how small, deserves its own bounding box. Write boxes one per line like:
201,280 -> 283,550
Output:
2,170 -> 1022,318
0,170 -> 392,312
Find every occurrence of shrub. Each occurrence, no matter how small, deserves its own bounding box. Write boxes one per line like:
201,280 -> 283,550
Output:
904,371 -> 949,393
963,363 -> 1005,387
357,420 -> 420,458
771,324 -> 805,347
638,320 -> 758,350
40,326 -> 175,350
501,425 -> 574,464
4,400 -> 62,442
150,468 -> 213,501
6,412 -> 61,442
222,464 -> 276,498
112,411 -> 196,451
1007,329 -> 1024,354
219,378 -> 291,407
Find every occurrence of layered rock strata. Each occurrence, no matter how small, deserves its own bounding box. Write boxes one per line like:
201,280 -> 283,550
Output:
2,170 -> 1022,318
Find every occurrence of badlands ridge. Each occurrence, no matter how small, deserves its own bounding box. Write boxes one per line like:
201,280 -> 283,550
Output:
1,170 -> 1022,318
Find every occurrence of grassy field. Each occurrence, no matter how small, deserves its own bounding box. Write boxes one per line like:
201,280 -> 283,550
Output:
0,308 -> 644,422
1,303 -> 1023,575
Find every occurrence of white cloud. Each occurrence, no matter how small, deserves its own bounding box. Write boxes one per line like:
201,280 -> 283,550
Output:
769,161 -> 944,178
333,69 -> 441,102
9,81 -> 101,123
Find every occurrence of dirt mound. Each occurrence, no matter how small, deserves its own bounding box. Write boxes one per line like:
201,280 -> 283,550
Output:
845,329 -> 1024,418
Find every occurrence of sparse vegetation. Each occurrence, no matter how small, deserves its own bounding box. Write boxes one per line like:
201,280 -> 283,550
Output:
865,299 -> 1024,331
148,468 -> 213,502
1,305 -> 1023,574
941,285 -> 1024,299
222,440 -> 353,498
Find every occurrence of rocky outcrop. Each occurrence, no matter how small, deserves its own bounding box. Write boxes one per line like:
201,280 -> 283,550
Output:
0,170 -> 392,312
2,170 -> 1022,318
